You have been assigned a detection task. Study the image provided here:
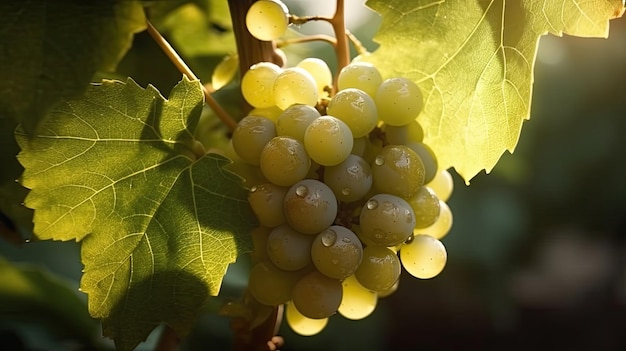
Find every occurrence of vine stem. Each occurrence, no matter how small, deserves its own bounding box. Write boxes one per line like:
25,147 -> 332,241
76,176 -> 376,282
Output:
145,20 -> 238,131
330,0 -> 350,93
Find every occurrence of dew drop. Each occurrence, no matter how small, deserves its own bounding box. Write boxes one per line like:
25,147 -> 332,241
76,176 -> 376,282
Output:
250,185 -> 258,193
374,155 -> 385,166
295,185 -> 308,197
366,199 -> 378,210
341,187 -> 352,196
320,229 -> 337,247
405,233 -> 414,244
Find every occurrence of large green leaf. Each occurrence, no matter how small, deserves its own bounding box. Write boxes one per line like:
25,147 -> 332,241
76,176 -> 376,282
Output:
0,0 -> 146,135
15,77 -> 255,351
365,0 -> 625,183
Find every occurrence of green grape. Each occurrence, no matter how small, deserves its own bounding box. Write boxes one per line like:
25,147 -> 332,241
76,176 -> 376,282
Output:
241,62 -> 282,108
266,224 -> 314,271
415,199 -> 452,240
283,179 -> 338,234
354,245 -> 401,292
406,141 -> 438,184
338,274 -> 378,320
326,88 -> 378,138
377,279 -> 399,298
351,137 -> 368,157
337,62 -> 383,98
304,116 -> 353,166
232,115 -> 277,165
273,67 -> 319,110
248,261 -> 300,306
375,77 -> 424,126
250,226 -> 271,263
426,169 -> 454,202
372,145 -> 425,199
407,186 -> 440,229
249,106 -> 283,123
245,0 -> 289,41
292,270 -> 343,319
400,234 -> 447,279
276,104 -> 321,142
296,58 -> 333,97
323,154 -> 372,202
259,136 -> 310,186
382,120 -> 424,145
359,194 -> 416,247
311,226 -> 363,280
248,183 -> 288,228
212,54 -> 239,90
286,301 -> 328,336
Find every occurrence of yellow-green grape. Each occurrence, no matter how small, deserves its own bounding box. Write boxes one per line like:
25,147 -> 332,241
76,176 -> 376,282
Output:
249,106 -> 283,123
407,186 -> 441,229
266,224 -> 314,271
250,226 -> 271,263
375,77 -> 424,126
415,199 -> 452,240
259,136 -> 310,186
232,116 -> 277,165
283,179 -> 338,234
359,194 -> 416,247
326,88 -> 378,138
241,62 -> 282,108
323,154 -> 372,202
245,0 -> 289,41
426,169 -> 454,202
248,183 -> 288,228
296,58 -> 333,97
400,234 -> 447,279
377,279 -> 399,298
285,301 -> 328,336
338,274 -> 378,320
382,120 -> 424,145
337,62 -> 383,98
354,245 -> 401,292
372,145 -> 425,199
248,261 -> 300,306
292,270 -> 343,319
273,67 -> 319,110
276,104 -> 321,142
212,54 -> 239,90
304,116 -> 353,166
311,226 -> 363,280
406,141 -> 438,184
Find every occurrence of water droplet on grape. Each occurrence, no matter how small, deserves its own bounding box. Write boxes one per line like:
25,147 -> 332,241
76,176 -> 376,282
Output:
320,229 -> 337,247
374,155 -> 385,166
250,185 -> 258,193
405,234 -> 414,244
295,185 -> 308,197
341,187 -> 352,196
366,199 -> 378,210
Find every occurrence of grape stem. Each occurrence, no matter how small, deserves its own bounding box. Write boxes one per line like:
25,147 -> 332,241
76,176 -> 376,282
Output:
277,34 -> 337,48
145,20 -> 238,131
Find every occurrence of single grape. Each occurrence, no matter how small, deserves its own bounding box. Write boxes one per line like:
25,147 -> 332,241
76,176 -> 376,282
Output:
382,120 -> 424,145
426,169 -> 454,202
311,226 -> 363,280
375,77 -> 424,126
407,186 -> 441,229
241,62 -> 282,108
406,141 -> 438,184
283,179 -> 338,234
354,245 -> 401,292
337,62 -> 383,98
276,104 -> 321,142
372,144 -> 425,199
292,270 -> 343,319
338,274 -> 378,320
266,224 -> 314,271
245,0 -> 289,41
415,199 -> 452,240
304,116 -> 353,166
296,58 -> 333,97
273,67 -> 319,110
359,193 -> 416,247
326,88 -> 378,138
377,279 -> 399,298
259,136 -> 310,186
232,115 -> 276,165
323,154 -> 373,202
400,234 -> 447,279
248,261 -> 301,306
248,183 -> 288,227
286,301 -> 328,336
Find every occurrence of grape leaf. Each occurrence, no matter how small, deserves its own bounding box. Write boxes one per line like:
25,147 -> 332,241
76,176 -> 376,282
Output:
365,0 -> 625,183
14,77 -> 255,351
0,0 -> 146,135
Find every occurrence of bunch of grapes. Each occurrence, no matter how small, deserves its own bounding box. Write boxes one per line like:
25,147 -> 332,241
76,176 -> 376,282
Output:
224,0 -> 455,336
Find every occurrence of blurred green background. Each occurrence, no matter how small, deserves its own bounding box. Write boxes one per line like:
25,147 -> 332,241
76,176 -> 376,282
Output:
1,1 -> 625,350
